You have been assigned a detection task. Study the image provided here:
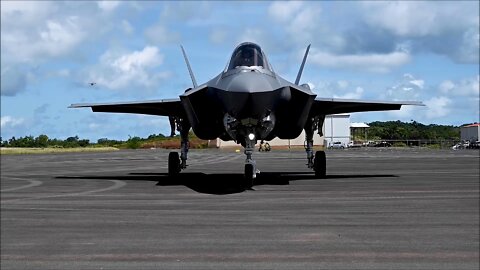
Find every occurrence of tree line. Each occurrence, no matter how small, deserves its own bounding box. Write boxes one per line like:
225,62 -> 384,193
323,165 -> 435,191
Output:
0,133 -> 170,149
0,121 -> 463,148
1,135 -> 91,148
365,121 -> 460,140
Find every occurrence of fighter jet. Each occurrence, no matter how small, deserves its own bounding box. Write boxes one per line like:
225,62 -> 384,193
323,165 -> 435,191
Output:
70,42 -> 423,187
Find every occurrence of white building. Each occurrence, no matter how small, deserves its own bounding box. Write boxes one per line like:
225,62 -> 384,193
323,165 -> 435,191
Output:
461,123 -> 480,142
215,114 -> 351,148
323,114 -> 350,147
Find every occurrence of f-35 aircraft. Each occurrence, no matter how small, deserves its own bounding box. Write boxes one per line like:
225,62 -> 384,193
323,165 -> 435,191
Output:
71,42 -> 423,187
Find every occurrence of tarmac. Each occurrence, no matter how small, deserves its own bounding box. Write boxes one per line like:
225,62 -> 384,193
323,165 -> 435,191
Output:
1,148 -> 479,270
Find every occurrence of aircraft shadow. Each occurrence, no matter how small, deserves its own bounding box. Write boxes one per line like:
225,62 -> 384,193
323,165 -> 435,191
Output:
57,172 -> 397,195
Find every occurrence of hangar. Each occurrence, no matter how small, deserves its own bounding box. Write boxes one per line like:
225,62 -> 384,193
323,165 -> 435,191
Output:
215,114 -> 351,148
461,123 -> 480,142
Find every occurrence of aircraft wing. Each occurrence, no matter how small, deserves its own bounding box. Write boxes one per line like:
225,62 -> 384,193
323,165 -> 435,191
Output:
69,98 -> 185,117
310,98 -> 424,115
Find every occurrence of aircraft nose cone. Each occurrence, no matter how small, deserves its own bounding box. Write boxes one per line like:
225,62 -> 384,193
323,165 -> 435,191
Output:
215,69 -> 286,119
225,71 -> 276,93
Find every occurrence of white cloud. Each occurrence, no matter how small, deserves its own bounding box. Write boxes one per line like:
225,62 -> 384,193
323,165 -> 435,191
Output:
268,1 -> 324,46
424,96 -> 452,119
334,87 -> 364,99
456,27 -> 480,63
409,79 -> 424,89
384,74 -> 424,101
359,2 -> 479,63
337,80 -> 349,89
238,28 -> 265,45
87,46 -> 170,90
112,46 -> 162,72
439,76 -> 479,97
1,1 -> 54,25
210,29 -> 228,44
309,50 -> 411,73
121,20 -> 134,34
144,24 -> 180,45
360,2 -> 476,37
1,65 -> 28,96
313,81 -> 367,100
268,1 -> 304,22
97,1 -> 121,12
439,80 -> 455,94
1,116 -> 25,129
2,16 -> 85,63
88,123 -> 101,130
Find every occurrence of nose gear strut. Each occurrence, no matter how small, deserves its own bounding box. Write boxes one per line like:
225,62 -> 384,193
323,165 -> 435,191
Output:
243,132 -> 257,189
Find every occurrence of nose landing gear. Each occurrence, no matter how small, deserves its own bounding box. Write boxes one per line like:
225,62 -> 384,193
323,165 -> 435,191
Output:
243,132 -> 257,189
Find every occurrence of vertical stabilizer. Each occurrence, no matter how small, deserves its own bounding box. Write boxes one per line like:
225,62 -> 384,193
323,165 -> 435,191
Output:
180,45 -> 198,88
295,44 -> 311,85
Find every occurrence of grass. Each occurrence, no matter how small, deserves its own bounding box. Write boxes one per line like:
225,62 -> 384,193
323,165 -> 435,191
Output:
0,147 -> 119,155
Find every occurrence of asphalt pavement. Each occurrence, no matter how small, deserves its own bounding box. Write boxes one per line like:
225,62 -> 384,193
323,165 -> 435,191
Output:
1,148 -> 479,269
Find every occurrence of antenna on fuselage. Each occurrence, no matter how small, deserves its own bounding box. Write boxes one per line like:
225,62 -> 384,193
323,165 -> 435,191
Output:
295,44 -> 311,85
180,45 -> 198,88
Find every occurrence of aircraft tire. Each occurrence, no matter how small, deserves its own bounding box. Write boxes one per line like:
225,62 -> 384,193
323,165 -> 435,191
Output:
314,151 -> 326,178
168,152 -> 180,177
244,163 -> 254,188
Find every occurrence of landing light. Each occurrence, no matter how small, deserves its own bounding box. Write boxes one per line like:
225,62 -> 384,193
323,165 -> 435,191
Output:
248,133 -> 255,140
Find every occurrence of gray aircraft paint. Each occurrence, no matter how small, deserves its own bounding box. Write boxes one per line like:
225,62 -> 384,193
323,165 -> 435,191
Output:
70,42 -> 423,181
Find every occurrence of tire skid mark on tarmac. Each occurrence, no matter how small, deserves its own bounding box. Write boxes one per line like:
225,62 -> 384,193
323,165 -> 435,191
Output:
1,180 -> 126,204
0,177 -> 43,192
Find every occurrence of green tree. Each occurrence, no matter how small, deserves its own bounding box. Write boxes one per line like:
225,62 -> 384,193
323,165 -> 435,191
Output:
126,136 -> 142,149
35,134 -> 49,148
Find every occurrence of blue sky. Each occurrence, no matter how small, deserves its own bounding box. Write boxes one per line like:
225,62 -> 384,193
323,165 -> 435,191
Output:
1,1 -> 479,141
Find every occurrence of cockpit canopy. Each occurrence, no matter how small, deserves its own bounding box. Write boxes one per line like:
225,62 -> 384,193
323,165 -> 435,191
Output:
227,43 -> 272,71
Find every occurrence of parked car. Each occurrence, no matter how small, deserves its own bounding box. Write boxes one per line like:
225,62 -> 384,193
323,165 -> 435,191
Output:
329,141 -> 345,149
452,143 -> 464,150
363,141 -> 376,147
347,141 -> 362,148
373,141 -> 392,147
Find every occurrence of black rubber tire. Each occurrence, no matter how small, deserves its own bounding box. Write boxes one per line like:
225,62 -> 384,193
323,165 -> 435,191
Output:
168,152 -> 180,177
314,151 -> 326,178
244,163 -> 254,188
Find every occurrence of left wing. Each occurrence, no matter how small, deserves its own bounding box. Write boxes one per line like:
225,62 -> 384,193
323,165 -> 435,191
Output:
310,98 -> 424,116
69,98 -> 185,117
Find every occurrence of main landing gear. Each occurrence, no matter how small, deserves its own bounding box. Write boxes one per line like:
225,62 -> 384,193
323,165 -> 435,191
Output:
305,116 -> 326,178
168,118 -> 190,177
313,151 -> 326,178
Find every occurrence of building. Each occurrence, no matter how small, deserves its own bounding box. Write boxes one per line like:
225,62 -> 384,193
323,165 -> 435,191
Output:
461,123 -> 480,142
350,122 -> 370,142
215,114 -> 351,148
323,114 -> 351,147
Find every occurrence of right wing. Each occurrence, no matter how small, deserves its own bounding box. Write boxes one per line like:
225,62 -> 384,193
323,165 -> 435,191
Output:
69,98 -> 185,117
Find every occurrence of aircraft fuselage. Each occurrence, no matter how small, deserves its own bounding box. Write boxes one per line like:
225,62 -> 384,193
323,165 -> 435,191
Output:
180,69 -> 316,146
180,42 -> 316,146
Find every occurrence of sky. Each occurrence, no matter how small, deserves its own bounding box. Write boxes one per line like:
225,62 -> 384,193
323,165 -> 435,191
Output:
1,1 -> 479,142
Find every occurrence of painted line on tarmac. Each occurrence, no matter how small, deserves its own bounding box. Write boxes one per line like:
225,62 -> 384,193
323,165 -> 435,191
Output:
1,180 -> 126,204
0,177 -> 43,192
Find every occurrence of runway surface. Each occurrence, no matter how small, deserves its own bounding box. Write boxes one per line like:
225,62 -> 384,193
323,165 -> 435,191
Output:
1,148 -> 479,269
